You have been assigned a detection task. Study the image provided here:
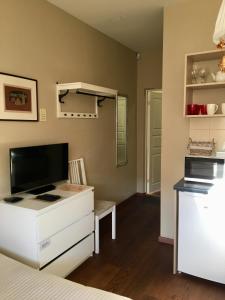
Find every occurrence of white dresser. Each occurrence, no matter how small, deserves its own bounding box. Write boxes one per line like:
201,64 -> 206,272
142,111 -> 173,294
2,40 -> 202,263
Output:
0,183 -> 94,278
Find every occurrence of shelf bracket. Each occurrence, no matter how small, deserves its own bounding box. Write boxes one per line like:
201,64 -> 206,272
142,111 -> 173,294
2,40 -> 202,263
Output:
97,97 -> 107,107
76,90 -> 115,107
59,90 -> 69,104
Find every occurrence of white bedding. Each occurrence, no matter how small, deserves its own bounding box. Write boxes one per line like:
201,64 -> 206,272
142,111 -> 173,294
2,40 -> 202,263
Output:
0,254 -> 131,300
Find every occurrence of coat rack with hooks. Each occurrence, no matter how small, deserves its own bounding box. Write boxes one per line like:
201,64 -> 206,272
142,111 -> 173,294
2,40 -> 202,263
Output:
56,82 -> 117,119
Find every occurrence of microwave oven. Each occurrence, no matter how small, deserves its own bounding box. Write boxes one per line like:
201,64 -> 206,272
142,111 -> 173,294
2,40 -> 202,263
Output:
184,155 -> 225,183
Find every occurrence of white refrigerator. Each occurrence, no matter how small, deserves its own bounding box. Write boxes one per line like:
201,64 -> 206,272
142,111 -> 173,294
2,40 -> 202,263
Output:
178,191 -> 225,284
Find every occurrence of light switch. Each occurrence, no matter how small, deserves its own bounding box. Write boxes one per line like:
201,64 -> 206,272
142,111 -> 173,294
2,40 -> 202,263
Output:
39,108 -> 47,122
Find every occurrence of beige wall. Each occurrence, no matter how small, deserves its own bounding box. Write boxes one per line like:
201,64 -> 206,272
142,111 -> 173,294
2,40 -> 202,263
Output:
161,0 -> 221,239
137,49 -> 163,192
0,0 -> 137,202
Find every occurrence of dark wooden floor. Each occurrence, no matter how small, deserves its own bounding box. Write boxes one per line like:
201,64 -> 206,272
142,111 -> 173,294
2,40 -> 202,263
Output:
67,194 -> 225,300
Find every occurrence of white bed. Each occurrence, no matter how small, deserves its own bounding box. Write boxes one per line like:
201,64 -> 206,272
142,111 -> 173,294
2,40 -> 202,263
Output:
0,254 -> 131,300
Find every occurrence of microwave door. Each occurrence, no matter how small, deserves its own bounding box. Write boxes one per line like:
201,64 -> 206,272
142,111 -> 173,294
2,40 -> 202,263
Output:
185,157 -> 224,182
185,158 -> 223,181
191,161 -> 215,180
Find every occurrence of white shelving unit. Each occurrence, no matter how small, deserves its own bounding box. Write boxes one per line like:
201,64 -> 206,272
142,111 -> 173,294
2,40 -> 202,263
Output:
184,49 -> 225,118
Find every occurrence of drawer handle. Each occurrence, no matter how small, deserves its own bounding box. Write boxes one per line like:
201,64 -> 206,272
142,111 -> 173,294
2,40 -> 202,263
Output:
40,239 -> 51,250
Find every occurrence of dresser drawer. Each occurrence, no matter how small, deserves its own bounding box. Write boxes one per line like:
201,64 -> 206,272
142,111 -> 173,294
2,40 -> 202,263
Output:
39,212 -> 94,267
37,191 -> 94,241
41,233 -> 94,277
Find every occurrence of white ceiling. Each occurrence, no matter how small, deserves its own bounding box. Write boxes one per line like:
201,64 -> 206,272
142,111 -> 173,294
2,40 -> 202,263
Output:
47,0 -> 188,52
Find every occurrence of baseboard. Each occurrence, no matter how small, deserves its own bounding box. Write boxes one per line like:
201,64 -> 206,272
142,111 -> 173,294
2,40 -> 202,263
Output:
135,192 -> 146,196
158,236 -> 174,245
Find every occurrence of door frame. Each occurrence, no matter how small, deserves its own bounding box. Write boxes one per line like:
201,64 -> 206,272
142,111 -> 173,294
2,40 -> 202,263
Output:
144,89 -> 162,194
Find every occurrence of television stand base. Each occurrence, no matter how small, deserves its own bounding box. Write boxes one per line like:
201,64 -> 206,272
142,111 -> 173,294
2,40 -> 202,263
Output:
28,184 -> 56,195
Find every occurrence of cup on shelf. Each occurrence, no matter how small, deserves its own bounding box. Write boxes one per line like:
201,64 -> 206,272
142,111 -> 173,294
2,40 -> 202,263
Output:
221,103 -> 225,114
199,104 -> 207,115
187,104 -> 200,115
207,104 -> 218,115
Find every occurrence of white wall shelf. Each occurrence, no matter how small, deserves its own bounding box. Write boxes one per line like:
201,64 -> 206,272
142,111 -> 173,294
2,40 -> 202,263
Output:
186,82 -> 225,89
186,114 -> 225,118
184,49 -> 225,118
56,82 -> 117,119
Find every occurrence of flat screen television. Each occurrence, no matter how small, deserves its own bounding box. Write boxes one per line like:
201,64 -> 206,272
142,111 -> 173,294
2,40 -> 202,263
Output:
10,143 -> 68,194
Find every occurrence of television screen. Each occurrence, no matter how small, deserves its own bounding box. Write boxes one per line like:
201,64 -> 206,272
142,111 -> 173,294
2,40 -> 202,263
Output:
10,143 -> 68,194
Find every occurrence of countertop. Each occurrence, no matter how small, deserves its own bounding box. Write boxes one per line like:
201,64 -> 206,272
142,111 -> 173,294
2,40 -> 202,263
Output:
174,179 -> 213,194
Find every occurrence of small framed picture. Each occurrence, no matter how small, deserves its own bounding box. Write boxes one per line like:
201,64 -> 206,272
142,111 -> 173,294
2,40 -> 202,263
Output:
0,73 -> 38,121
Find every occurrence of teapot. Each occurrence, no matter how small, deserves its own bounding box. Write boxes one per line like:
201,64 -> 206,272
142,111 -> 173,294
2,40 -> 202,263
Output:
211,71 -> 225,82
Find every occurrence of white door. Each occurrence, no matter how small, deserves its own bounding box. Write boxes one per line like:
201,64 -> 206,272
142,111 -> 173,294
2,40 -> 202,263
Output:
145,90 -> 162,194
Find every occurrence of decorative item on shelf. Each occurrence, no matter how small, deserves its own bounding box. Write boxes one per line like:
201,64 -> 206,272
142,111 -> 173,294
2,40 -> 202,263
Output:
187,138 -> 215,156
219,55 -> 225,71
217,39 -> 225,48
199,104 -> 207,115
221,103 -> 225,114
213,0 -> 225,48
191,65 -> 207,84
211,69 -> 225,82
211,56 -> 225,82
198,68 -> 207,83
207,103 -> 218,115
186,104 -> 200,115
191,64 -> 199,84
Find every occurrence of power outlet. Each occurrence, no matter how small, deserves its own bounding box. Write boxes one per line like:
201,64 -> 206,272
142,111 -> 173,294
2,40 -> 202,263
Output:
39,108 -> 47,122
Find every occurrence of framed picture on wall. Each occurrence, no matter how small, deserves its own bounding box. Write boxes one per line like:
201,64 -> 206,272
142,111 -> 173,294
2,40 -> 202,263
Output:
0,73 -> 38,121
